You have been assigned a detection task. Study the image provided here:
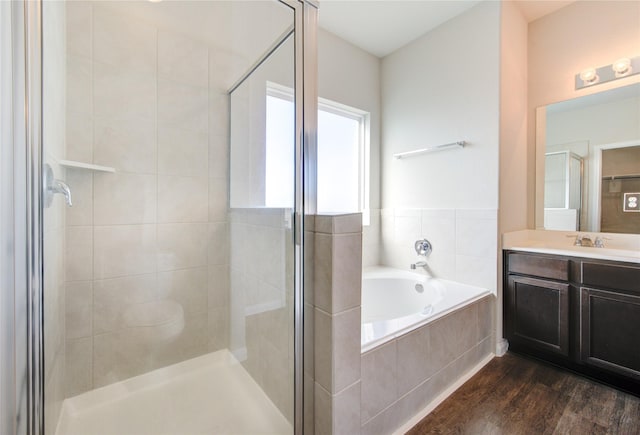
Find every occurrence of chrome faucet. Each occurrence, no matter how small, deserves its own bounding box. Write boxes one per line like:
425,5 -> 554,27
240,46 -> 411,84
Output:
51,179 -> 73,206
410,260 -> 428,270
44,164 -> 73,207
570,233 -> 609,248
411,239 -> 433,269
579,235 -> 594,247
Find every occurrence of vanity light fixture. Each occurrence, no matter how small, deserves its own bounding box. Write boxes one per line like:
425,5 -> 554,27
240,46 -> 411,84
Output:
579,68 -> 598,86
612,58 -> 632,77
575,55 -> 640,90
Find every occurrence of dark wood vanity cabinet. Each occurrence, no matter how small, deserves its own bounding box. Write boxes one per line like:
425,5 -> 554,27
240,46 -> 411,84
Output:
580,287 -> 640,379
506,275 -> 571,357
504,250 -> 640,395
579,261 -> 640,381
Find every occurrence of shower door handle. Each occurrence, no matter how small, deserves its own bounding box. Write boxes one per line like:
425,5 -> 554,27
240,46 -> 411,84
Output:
44,163 -> 73,207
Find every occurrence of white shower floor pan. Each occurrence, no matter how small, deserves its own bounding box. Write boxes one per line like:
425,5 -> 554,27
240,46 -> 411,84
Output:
56,349 -> 292,435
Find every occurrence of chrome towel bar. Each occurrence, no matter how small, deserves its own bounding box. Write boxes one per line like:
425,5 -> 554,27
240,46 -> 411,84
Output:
393,141 -> 465,159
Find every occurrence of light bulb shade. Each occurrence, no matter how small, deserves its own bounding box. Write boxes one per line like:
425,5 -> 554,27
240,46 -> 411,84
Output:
576,55 -> 639,90
579,68 -> 598,84
612,58 -> 631,76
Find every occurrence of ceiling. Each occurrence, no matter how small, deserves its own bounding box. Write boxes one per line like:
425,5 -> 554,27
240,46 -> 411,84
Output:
318,0 -> 576,58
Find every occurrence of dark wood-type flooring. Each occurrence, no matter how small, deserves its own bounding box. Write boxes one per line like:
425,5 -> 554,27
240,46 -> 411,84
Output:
407,352 -> 640,434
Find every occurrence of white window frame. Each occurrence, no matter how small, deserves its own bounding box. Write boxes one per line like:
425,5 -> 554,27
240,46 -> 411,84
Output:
317,97 -> 370,224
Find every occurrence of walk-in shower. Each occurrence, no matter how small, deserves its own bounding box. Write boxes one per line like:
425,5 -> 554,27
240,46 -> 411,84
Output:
2,1 -> 317,433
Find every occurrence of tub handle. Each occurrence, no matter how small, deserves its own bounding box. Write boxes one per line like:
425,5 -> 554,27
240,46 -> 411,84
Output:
414,239 -> 432,257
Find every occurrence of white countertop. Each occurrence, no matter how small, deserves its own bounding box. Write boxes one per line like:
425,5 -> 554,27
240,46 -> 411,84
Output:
503,230 -> 640,264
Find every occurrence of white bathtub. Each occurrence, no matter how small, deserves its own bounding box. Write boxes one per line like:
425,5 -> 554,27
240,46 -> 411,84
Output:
361,267 -> 492,352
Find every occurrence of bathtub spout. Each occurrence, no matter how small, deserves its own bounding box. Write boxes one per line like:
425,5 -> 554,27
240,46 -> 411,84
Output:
410,260 -> 428,270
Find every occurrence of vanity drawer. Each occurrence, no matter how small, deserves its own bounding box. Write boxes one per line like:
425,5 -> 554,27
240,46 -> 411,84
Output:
582,262 -> 640,294
507,253 -> 570,281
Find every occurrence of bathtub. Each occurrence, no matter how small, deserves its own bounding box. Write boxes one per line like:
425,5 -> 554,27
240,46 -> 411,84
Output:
361,266 -> 492,352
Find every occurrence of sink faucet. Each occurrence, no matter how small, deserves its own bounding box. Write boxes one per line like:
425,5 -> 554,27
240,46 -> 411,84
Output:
571,233 -> 593,247
571,233 -> 609,248
580,235 -> 594,247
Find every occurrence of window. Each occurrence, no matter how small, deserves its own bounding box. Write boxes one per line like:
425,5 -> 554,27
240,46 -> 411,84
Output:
265,83 -> 370,222
265,89 -> 295,208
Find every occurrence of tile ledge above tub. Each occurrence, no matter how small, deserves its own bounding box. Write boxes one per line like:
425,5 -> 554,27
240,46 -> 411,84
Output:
502,229 -> 640,264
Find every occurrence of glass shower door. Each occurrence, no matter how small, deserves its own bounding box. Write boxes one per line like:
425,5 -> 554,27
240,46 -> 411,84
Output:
228,22 -> 296,426
38,1 -> 308,433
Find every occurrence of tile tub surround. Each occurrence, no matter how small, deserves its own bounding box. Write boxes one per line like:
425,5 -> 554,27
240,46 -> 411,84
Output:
380,208 -> 498,293
360,295 -> 494,434
312,213 -> 496,434
64,2 -> 231,397
313,213 -> 364,434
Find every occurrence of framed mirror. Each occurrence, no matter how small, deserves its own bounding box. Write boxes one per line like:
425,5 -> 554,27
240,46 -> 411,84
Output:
536,82 -> 640,234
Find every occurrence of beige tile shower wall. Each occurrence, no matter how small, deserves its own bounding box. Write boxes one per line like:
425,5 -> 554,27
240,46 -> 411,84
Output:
360,296 -> 494,434
43,1 -> 67,432
228,208 -> 294,423
313,214 -> 363,434
64,2 -> 230,396
381,208 -> 498,292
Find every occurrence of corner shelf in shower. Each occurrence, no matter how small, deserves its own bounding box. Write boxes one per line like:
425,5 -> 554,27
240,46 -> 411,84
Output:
59,160 -> 116,173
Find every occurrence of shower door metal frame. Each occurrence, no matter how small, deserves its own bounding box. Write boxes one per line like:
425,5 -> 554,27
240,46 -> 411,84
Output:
3,1 -> 45,434
289,1 -> 318,434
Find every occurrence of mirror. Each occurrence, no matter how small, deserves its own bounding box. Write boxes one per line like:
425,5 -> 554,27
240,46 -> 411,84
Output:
536,82 -> 640,234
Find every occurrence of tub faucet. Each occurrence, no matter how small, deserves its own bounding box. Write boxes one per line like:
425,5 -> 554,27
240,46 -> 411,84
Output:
411,239 -> 433,269
411,260 -> 428,270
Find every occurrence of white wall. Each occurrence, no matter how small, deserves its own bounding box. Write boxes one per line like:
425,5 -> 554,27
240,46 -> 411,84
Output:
497,0 -> 528,355
382,1 -> 500,210
499,1 -> 528,234
379,1 -> 500,293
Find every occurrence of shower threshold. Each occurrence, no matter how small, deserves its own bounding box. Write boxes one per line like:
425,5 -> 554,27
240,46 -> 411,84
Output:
55,349 -> 292,435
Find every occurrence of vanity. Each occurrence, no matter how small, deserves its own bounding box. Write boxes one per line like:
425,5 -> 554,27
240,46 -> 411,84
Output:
502,232 -> 640,396
503,75 -> 640,395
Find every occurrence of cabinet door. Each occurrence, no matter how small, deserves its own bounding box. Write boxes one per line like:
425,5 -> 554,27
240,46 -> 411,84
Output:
580,287 -> 640,379
506,275 -> 570,357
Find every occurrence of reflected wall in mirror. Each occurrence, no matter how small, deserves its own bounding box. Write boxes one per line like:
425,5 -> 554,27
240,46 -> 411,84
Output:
537,82 -> 640,234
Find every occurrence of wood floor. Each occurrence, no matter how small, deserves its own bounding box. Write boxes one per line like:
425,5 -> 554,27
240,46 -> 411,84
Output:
407,352 -> 640,435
